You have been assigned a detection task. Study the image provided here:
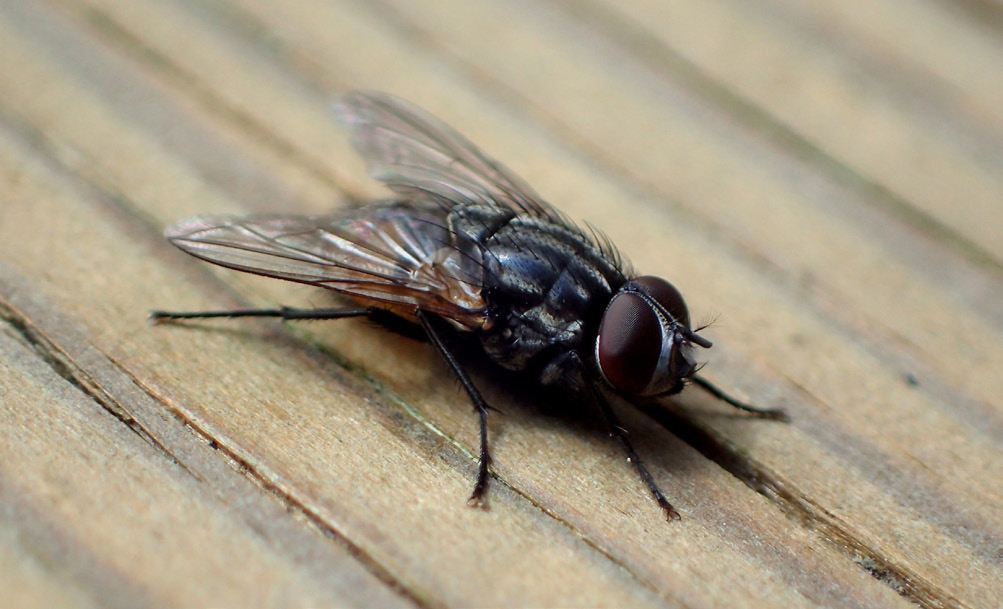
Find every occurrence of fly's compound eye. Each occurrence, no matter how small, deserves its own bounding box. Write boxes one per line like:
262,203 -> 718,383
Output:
632,275 -> 689,329
596,292 -> 663,395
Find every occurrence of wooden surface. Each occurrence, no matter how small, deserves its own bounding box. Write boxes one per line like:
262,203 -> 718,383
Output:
1,0 -> 1000,607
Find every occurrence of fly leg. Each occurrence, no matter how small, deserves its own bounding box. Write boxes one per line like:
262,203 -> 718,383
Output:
150,307 -> 373,321
416,310 -> 492,508
591,382 -> 681,521
693,375 -> 789,421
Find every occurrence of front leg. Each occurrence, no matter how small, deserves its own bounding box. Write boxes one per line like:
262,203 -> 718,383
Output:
693,375 -> 789,421
416,310 -> 493,507
560,352 -> 680,521
590,383 -> 680,521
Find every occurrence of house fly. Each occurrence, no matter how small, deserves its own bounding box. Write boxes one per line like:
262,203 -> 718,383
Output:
152,91 -> 786,520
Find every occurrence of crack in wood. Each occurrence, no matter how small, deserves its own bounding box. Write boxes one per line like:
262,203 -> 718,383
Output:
640,400 -> 962,609
0,298 -> 197,479
0,294 -> 435,609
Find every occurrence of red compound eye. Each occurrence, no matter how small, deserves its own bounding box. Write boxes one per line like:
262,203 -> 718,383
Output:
596,292 -> 663,395
632,275 -> 689,328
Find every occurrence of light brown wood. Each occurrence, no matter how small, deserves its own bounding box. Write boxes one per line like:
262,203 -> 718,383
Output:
0,0 -> 999,607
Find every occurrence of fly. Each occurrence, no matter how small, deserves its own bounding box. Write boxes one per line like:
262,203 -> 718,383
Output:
152,91 -> 786,520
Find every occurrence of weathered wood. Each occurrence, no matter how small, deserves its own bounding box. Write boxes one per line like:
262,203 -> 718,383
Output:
0,0 -> 998,607
0,304 -> 409,608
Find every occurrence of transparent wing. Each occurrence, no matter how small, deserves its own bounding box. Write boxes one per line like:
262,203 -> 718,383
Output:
165,204 -> 487,325
335,91 -> 559,219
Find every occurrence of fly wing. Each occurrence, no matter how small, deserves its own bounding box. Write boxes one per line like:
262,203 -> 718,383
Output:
336,91 -> 561,220
165,204 -> 487,325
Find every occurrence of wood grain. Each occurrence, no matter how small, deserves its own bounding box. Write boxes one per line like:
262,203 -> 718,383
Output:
1,0 -> 999,607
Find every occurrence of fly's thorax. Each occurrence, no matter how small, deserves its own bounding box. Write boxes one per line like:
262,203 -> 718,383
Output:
447,204 -> 515,244
474,215 -> 627,380
594,276 -> 710,396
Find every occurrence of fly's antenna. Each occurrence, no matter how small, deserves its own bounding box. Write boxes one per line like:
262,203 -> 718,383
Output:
692,312 -> 721,334
682,327 -> 713,348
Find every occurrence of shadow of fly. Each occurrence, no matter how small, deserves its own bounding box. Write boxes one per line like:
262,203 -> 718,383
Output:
152,92 -> 785,521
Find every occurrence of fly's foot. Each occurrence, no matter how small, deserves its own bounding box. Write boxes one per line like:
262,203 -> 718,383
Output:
467,455 -> 491,509
653,489 -> 681,521
466,488 -> 489,509
747,407 -> 790,422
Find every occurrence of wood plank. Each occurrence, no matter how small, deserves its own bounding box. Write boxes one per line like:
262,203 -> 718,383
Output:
353,0 -> 1003,411
0,305 -> 409,608
760,0 -> 1003,136
574,0 -> 1003,265
83,0 -> 993,604
0,0 -> 998,607
0,124 -> 676,608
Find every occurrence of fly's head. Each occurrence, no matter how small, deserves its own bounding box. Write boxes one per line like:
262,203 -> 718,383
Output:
594,276 -> 712,397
